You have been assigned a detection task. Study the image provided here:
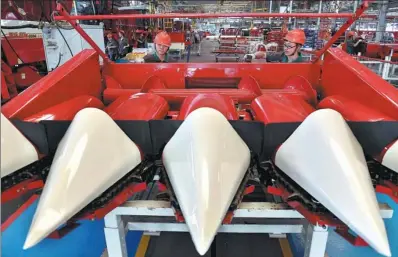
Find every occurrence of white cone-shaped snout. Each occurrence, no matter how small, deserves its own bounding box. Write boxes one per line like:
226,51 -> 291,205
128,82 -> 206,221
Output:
275,109 -> 391,257
23,108 -> 142,249
1,114 -> 38,178
163,107 -> 251,255
382,140 -> 398,173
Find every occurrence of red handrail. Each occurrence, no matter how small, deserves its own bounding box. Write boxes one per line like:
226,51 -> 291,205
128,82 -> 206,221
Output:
53,12 -> 392,21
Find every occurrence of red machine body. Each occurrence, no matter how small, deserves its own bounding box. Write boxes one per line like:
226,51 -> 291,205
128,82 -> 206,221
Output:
2,2 -> 398,251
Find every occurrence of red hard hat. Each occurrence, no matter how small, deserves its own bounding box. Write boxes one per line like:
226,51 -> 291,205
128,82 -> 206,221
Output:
284,29 -> 306,45
154,31 -> 172,47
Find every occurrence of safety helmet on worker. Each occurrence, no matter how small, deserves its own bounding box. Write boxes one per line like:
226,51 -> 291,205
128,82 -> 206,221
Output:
284,29 -> 306,45
154,31 -> 172,47
347,31 -> 356,37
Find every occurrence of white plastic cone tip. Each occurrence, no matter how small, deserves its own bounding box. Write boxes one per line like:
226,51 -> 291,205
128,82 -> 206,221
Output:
382,140 -> 398,173
1,113 -> 38,178
275,109 -> 391,257
23,108 -> 141,249
163,107 -> 251,255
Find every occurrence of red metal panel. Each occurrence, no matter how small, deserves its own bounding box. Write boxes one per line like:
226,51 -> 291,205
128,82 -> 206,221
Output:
1,38 -> 45,66
321,48 -> 398,120
169,32 -> 185,43
13,66 -> 43,88
365,43 -> 391,59
149,88 -> 257,104
2,50 -> 102,119
103,63 -> 321,91
178,94 -> 238,120
318,96 -> 394,122
251,93 -> 315,124
105,93 -> 169,120
24,96 -> 104,122
1,71 -> 10,101
282,75 -> 317,105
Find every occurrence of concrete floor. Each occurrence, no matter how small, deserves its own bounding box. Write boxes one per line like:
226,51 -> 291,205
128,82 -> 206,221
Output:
144,233 -> 284,257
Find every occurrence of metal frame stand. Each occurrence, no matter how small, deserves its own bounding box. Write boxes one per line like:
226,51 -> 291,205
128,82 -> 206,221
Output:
103,201 -> 393,257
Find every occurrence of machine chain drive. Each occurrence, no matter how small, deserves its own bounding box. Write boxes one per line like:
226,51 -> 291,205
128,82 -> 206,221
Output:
74,159 -> 155,218
259,160 -> 328,214
367,158 -> 398,186
1,156 -> 53,192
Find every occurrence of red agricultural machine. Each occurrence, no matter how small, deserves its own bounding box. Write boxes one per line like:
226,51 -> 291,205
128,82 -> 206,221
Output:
1,2 -> 398,257
1,0 -> 151,103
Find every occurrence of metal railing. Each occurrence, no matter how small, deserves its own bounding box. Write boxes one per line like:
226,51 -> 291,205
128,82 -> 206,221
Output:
353,50 -> 398,87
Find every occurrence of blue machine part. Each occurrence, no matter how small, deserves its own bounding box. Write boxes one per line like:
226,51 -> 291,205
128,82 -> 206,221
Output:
2,199 -> 142,257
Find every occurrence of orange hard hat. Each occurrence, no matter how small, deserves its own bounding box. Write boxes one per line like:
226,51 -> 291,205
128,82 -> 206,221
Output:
348,31 -> 355,37
154,31 -> 172,47
284,29 -> 306,45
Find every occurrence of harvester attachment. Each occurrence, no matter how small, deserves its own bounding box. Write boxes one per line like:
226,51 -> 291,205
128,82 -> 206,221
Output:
23,108 -> 143,249
163,107 -> 251,255
273,109 -> 391,257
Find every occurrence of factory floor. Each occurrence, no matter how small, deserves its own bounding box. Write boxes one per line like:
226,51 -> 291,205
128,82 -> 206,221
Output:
134,233 -> 287,257
171,39 -> 245,63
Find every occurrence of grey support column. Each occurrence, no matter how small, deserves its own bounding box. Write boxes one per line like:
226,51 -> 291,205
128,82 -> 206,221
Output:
375,0 -> 389,42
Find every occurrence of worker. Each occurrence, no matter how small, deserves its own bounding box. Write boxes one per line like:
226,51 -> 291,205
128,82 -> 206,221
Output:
117,30 -> 129,58
247,29 -> 306,63
146,28 -> 154,44
137,33 -> 146,48
345,31 -> 356,55
143,31 -> 172,63
105,33 -> 119,61
353,34 -> 367,56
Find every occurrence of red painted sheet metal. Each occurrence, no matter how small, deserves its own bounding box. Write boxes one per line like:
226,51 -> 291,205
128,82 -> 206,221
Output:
282,75 -> 317,104
103,88 -> 141,104
24,96 -> 104,122
103,62 -> 321,91
105,93 -> 169,120
321,48 -> 398,120
2,50 -> 102,119
178,94 -> 238,120
169,32 -> 185,43
318,96 -> 394,122
150,88 -> 257,104
365,43 -> 392,60
1,71 -> 11,101
1,38 -> 45,66
251,93 -> 315,124
13,66 -> 43,89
